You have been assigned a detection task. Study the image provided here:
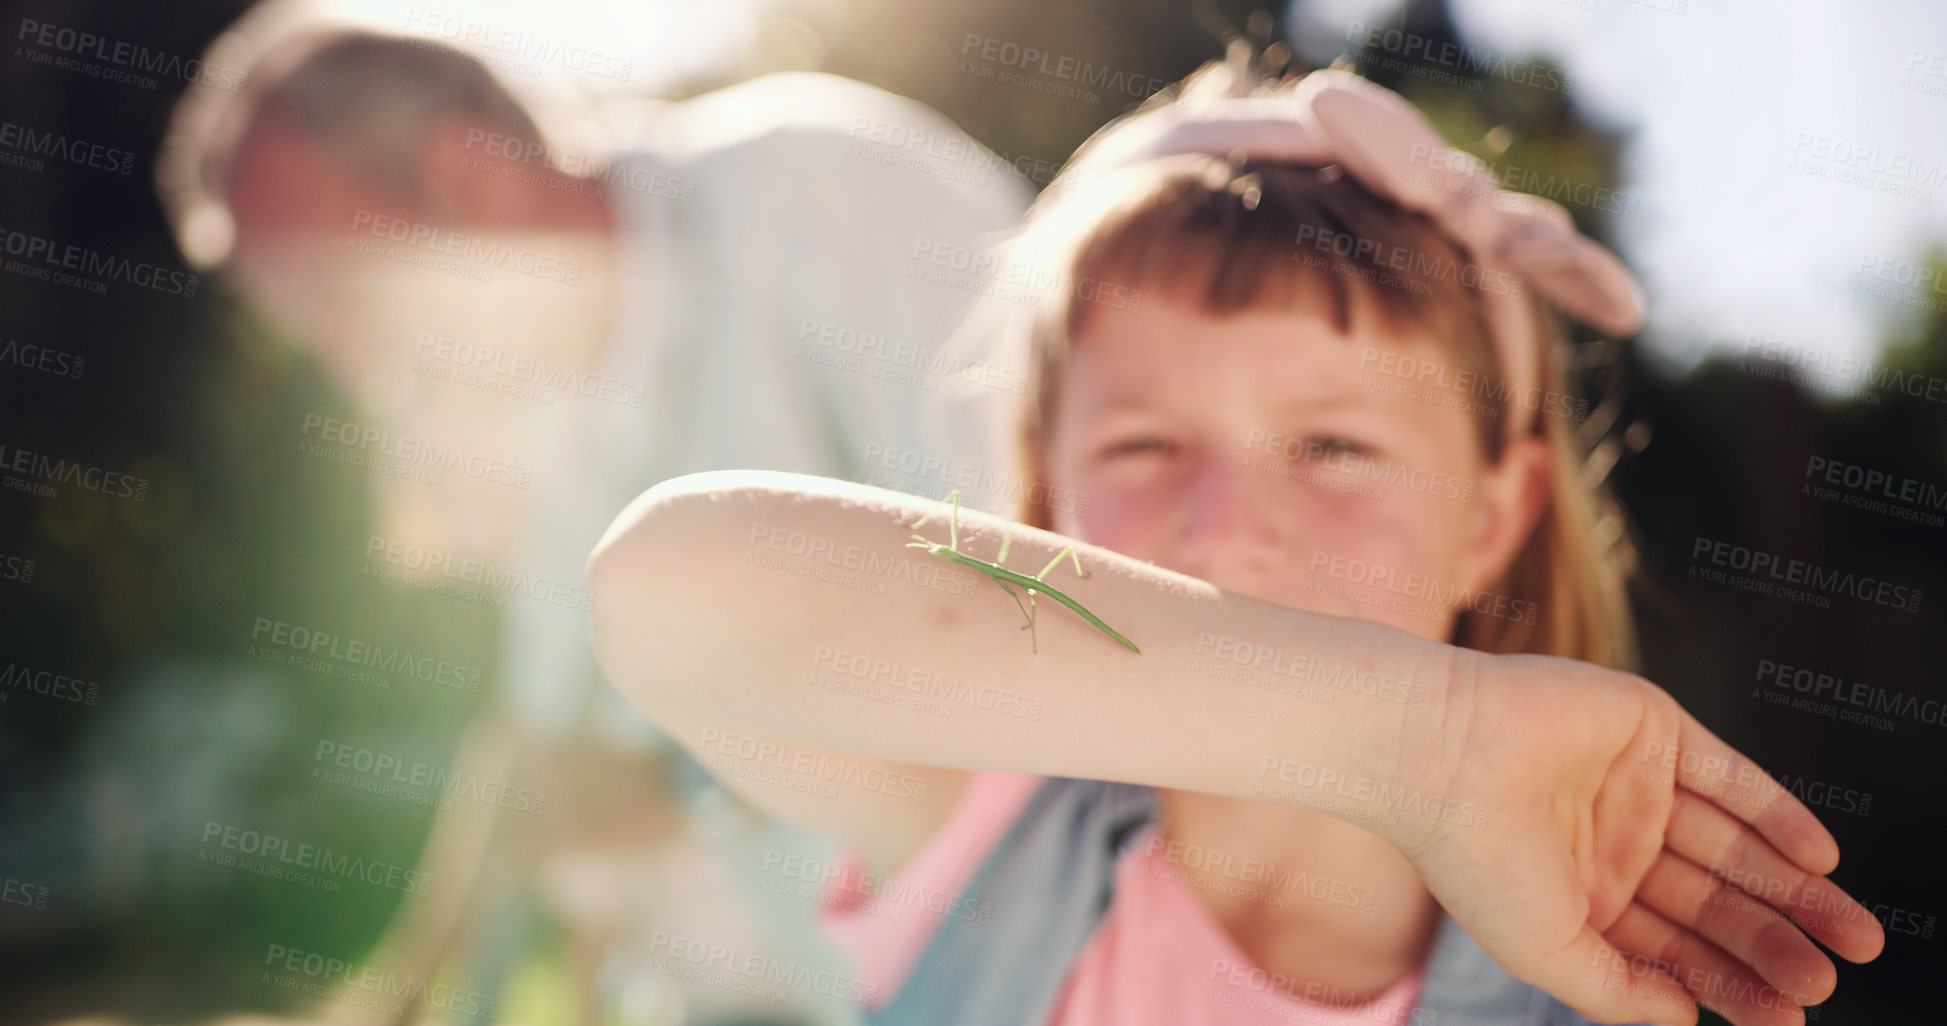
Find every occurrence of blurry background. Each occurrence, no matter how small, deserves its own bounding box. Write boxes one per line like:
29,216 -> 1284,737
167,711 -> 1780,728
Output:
1,0 -> 1942,1023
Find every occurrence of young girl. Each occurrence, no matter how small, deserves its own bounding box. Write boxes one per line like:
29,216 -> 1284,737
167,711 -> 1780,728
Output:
586,62 -> 1882,1026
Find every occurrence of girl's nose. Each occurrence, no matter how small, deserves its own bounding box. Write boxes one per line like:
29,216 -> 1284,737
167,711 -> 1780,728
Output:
1169,450 -> 1290,585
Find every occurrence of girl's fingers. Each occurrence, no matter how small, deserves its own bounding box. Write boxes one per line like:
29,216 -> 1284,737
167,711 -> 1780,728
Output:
1542,921 -> 1697,1026
1672,711 -> 1839,875
1636,850 -> 1836,1003
1605,902 -> 1808,1026
1664,791 -> 1886,964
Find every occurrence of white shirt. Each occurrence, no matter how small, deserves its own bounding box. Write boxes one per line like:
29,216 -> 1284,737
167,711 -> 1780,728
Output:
501,73 -> 1034,747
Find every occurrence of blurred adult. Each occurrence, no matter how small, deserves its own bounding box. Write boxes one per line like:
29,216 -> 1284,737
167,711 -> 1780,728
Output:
160,9 -> 1031,1023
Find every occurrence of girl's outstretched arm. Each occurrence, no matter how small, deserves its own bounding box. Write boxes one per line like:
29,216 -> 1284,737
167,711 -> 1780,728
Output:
586,469 -> 1444,841
587,470 -> 1882,1026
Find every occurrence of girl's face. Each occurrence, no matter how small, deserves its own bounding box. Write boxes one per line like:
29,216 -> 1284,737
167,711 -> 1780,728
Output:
1045,291 -> 1550,642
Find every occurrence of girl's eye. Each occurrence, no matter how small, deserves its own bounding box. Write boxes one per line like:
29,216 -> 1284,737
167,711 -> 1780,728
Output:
1103,436 -> 1175,458
1306,435 -> 1371,459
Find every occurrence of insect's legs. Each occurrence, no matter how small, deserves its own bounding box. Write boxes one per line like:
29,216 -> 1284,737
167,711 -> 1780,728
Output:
1021,547 -> 1091,656
1037,545 -> 1090,582
994,578 -> 1040,654
906,490 -> 965,551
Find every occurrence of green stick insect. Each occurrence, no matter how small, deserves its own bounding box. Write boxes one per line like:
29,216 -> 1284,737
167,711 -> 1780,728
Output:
902,490 -> 1140,655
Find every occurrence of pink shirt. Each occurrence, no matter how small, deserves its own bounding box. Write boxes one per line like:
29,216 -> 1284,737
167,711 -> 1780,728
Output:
820,772 -> 1426,1026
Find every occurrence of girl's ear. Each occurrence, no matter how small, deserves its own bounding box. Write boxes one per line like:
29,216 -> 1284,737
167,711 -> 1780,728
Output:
1456,434 -> 1552,599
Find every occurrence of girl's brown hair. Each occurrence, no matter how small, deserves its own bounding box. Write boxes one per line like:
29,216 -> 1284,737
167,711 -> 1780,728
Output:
1007,63 -> 1638,670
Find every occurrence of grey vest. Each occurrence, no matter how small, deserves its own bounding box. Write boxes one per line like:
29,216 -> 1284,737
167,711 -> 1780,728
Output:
867,776 -> 1644,1026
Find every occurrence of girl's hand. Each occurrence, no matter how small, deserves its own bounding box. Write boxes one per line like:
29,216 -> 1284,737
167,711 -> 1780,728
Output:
1393,651 -> 1885,1026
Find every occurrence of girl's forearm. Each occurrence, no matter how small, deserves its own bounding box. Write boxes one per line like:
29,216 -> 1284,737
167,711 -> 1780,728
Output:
588,470 -> 1480,848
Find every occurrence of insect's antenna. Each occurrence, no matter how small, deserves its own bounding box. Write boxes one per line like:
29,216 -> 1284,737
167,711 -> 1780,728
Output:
995,532 -> 1012,567
947,491 -> 961,551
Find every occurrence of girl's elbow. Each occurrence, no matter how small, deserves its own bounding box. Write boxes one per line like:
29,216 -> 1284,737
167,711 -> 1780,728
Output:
586,481 -> 712,703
